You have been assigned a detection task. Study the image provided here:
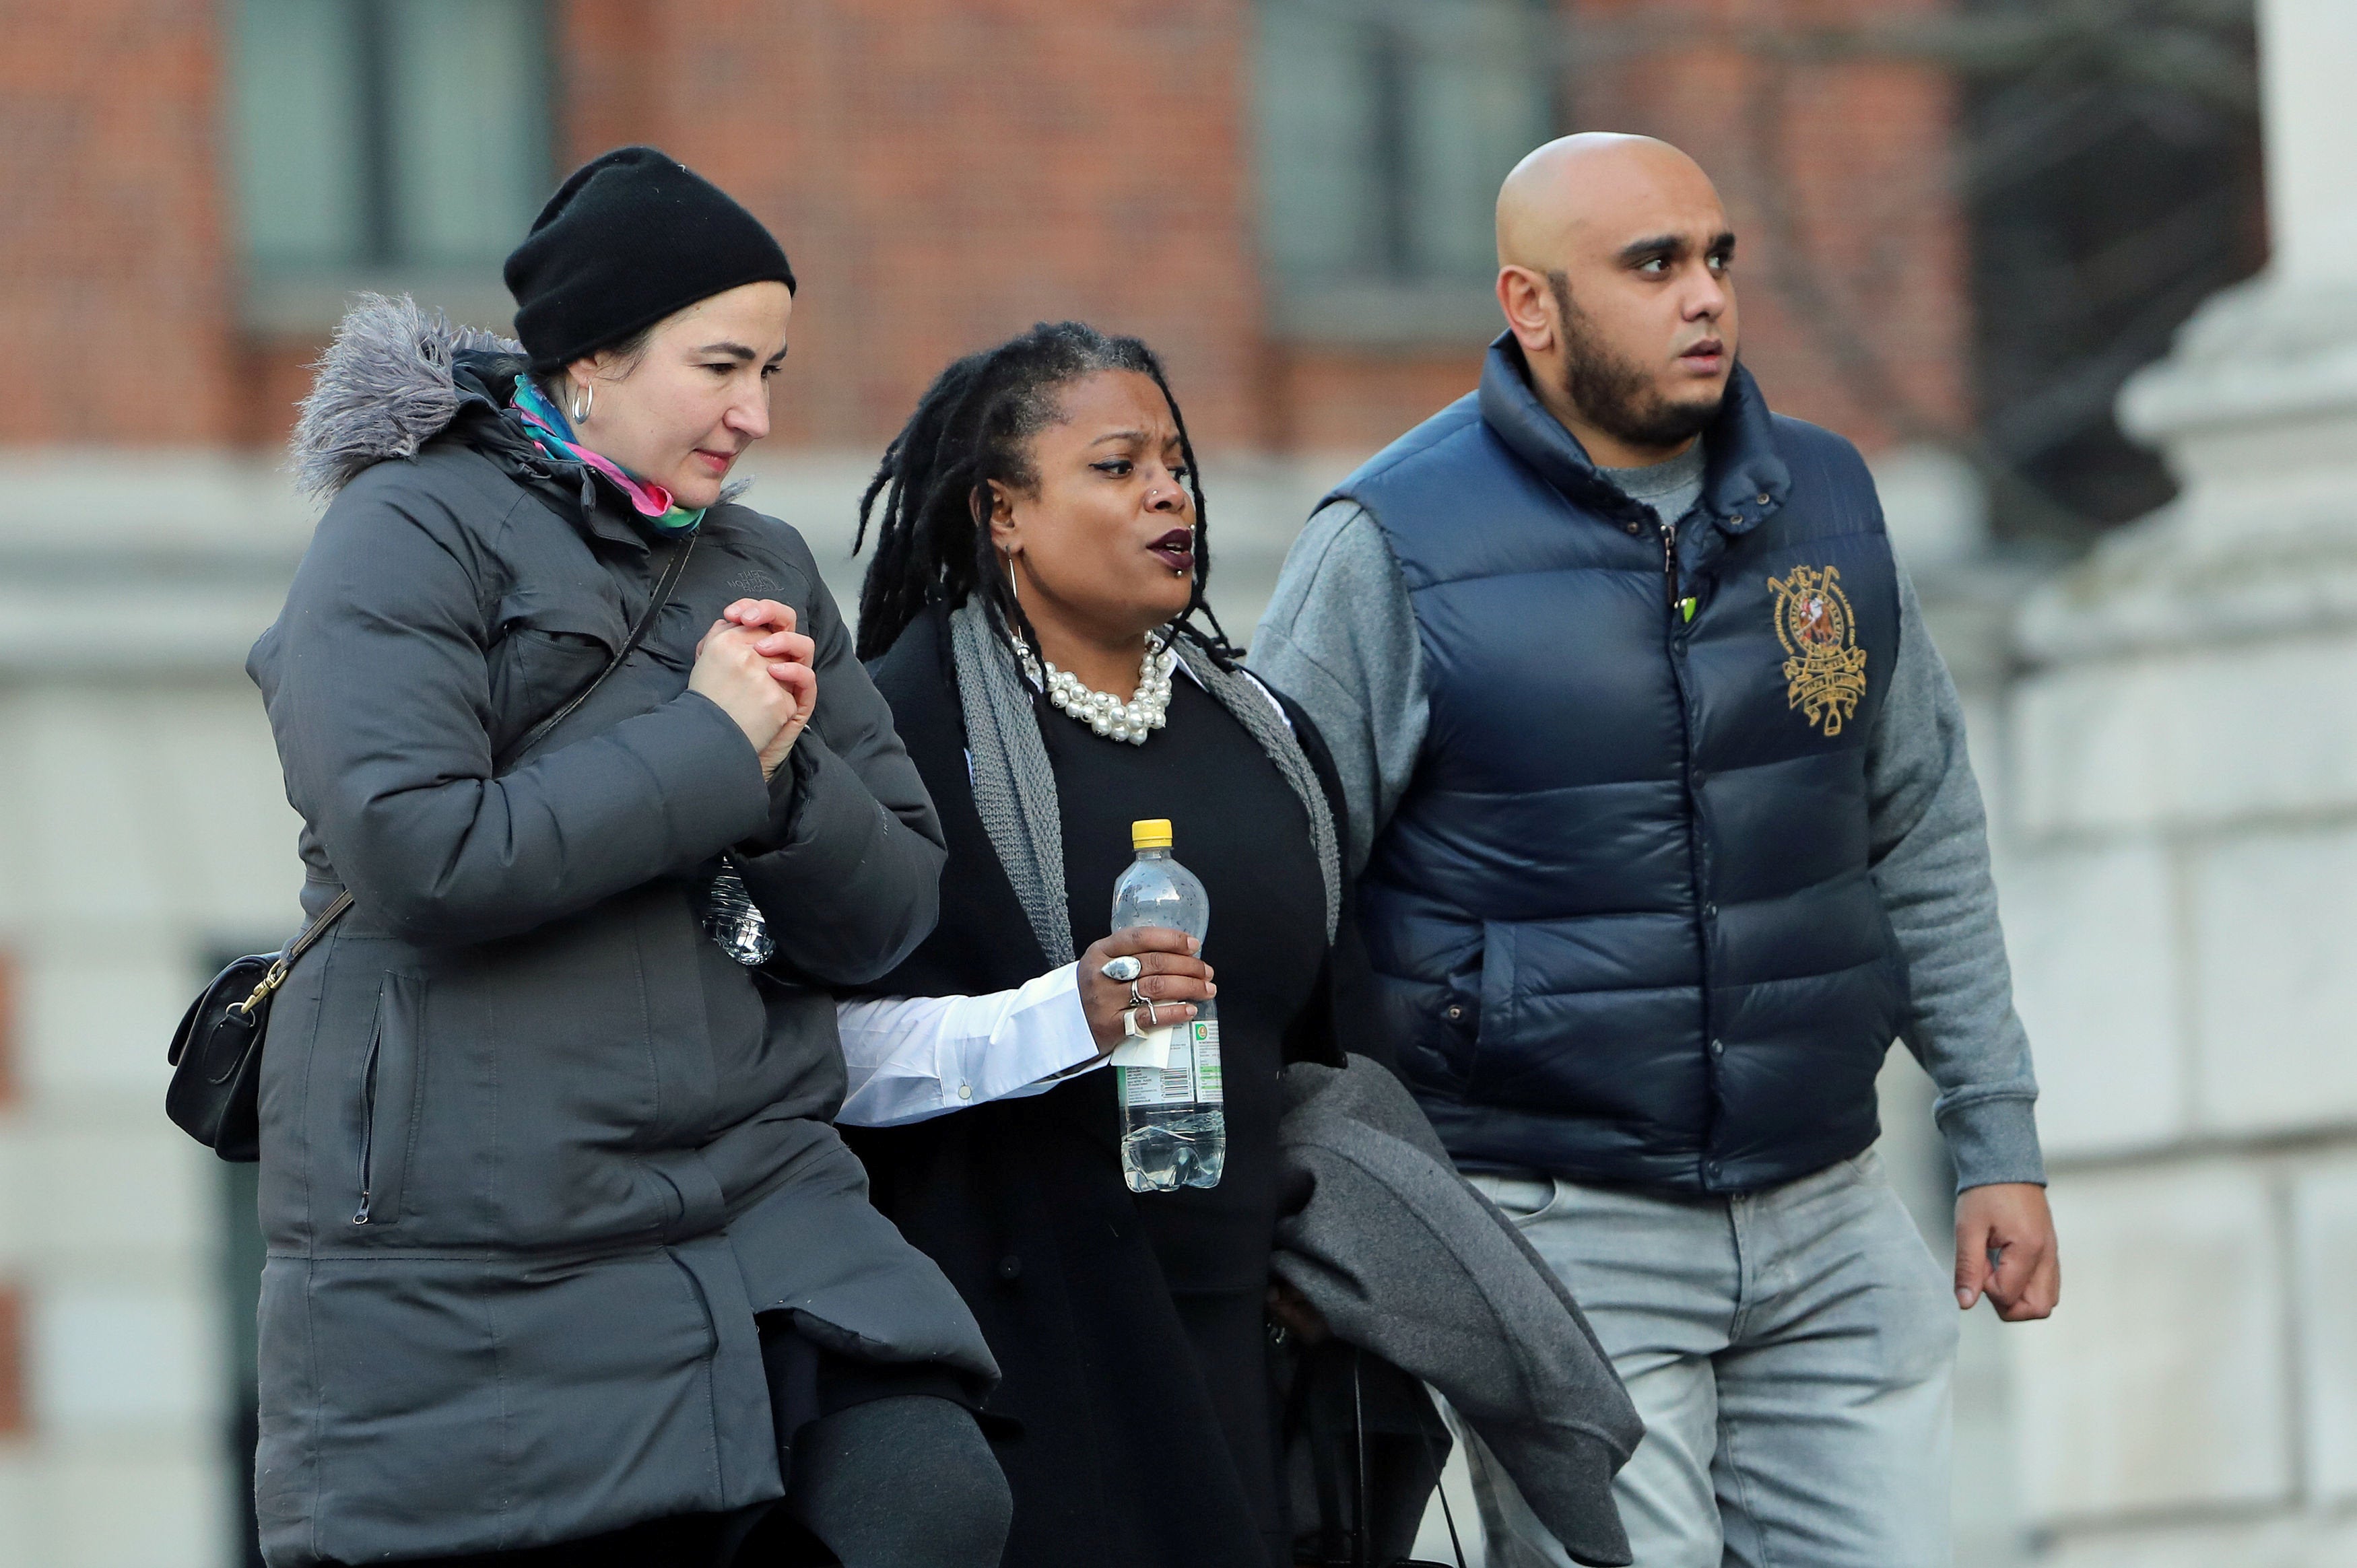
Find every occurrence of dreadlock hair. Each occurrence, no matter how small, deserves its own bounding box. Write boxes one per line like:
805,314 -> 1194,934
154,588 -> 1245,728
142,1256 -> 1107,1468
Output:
853,320 -> 1234,664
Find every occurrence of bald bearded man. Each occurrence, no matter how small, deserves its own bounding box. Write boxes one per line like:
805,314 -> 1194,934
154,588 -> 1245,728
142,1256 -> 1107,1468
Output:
1251,135 -> 2059,1567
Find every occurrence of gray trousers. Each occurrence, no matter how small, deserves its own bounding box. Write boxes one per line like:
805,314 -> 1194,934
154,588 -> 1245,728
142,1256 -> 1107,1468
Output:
1461,1151 -> 1957,1568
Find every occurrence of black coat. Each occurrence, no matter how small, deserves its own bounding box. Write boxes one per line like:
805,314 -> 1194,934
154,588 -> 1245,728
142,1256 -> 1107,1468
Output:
843,606 -> 1382,1568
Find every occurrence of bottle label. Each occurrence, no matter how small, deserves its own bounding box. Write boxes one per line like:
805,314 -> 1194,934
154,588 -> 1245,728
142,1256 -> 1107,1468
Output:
1119,1020 -> 1220,1108
1190,1019 -> 1222,1104
1121,1061 -> 1195,1108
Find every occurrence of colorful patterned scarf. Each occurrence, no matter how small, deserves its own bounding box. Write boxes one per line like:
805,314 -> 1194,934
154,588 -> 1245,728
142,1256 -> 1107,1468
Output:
510,375 -> 705,536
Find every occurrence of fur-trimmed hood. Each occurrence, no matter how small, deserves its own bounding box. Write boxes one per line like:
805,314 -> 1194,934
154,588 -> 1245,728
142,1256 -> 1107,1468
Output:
290,292 -> 752,521
290,294 -> 525,501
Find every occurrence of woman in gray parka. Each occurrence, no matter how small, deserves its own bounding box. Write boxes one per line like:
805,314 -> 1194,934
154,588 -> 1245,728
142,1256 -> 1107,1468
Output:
245,148 -> 1008,1568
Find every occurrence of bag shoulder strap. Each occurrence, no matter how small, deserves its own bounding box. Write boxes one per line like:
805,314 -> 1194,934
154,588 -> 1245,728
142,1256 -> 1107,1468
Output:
248,533 -> 701,1001
497,531 -> 698,772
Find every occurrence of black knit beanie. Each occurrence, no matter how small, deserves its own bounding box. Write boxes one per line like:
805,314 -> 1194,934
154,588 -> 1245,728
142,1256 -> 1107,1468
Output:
504,146 -> 797,374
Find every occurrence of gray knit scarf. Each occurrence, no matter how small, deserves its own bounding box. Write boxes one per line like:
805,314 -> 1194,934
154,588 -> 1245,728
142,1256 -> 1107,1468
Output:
948,599 -> 1341,968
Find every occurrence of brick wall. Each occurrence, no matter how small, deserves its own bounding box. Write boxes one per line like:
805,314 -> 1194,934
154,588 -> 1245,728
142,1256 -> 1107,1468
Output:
0,0 -> 1968,459
1565,0 -> 1971,450
1269,348 -> 1486,454
556,0 -> 1264,448
0,0 -> 233,444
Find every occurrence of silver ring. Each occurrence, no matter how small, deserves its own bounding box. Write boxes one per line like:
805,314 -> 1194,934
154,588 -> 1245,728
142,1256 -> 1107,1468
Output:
1100,955 -> 1143,983
1128,984 -> 1148,1011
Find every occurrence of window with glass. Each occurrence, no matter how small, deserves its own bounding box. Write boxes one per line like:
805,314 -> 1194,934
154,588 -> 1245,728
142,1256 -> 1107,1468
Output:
230,0 -> 552,328
1257,0 -> 1558,341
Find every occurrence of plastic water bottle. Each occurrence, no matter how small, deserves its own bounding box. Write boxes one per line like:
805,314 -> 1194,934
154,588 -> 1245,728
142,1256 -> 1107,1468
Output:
700,856 -> 774,966
1110,819 -> 1224,1192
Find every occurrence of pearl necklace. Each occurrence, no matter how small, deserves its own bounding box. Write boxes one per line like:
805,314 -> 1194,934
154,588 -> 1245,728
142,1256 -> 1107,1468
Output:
1016,638 -> 1178,745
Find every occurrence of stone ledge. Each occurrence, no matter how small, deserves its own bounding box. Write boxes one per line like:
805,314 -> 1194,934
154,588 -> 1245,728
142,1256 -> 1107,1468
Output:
2119,275 -> 2357,444
2043,1124 -> 2357,1181
0,448 -> 1369,677
2019,273 -> 2357,666
2028,1509 -> 2357,1568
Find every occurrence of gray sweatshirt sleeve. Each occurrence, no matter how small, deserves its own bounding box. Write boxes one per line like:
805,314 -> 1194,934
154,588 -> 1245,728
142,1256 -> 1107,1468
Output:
1248,502 -> 1429,875
1869,563 -> 2047,1192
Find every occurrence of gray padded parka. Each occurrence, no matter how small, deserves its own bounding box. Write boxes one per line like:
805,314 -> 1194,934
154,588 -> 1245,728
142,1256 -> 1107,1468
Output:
243,298 -> 995,1567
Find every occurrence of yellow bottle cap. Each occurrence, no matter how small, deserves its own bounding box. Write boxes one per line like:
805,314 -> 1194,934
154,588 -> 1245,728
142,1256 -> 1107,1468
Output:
1131,818 -> 1173,850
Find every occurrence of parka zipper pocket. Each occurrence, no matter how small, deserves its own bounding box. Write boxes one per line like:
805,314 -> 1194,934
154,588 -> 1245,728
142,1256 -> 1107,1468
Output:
351,973 -> 422,1228
353,1027 -> 380,1226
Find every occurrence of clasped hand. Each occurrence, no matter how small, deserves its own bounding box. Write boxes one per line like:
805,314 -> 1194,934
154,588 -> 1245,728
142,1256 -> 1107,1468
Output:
690,598 -> 817,778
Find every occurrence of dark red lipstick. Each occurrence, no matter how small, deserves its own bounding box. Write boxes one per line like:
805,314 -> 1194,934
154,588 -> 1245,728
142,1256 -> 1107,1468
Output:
1148,527 -> 1195,573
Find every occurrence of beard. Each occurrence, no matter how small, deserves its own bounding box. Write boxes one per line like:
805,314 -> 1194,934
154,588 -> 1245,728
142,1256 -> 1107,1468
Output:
1549,273 -> 1728,451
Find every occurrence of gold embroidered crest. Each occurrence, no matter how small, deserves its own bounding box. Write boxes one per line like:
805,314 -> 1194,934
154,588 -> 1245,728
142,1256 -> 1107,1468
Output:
1768,565 -> 1868,736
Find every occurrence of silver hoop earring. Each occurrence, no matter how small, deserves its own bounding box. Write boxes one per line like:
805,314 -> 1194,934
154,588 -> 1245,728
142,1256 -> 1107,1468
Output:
1001,549 -> 1021,606
571,382 -> 593,424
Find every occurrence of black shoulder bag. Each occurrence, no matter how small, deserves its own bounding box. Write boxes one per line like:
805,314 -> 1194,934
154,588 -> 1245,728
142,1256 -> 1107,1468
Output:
1290,1340 -> 1468,1568
166,536 -> 698,1160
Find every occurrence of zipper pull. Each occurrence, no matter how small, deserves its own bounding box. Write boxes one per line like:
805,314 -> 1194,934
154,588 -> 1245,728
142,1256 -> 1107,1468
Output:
1658,518 -> 1700,623
352,1192 -> 372,1226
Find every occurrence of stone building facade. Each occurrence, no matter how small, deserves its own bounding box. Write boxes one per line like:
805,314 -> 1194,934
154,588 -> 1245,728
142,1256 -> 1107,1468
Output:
2002,1 -> 2357,1562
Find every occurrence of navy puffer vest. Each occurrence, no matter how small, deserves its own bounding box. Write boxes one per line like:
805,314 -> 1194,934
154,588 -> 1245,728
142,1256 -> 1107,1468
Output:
1340,339 -> 1906,1193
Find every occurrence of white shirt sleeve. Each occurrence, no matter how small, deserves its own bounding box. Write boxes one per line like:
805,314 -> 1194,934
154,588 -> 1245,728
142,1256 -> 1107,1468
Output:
834,963 -> 1108,1128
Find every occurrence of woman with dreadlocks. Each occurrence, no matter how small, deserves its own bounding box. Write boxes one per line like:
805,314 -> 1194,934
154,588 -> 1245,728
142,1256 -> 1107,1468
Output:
832,322 -> 1368,1567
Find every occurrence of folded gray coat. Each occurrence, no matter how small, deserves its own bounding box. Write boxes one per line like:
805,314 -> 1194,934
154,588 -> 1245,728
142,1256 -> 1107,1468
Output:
1273,1056 -> 1644,1567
